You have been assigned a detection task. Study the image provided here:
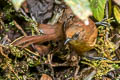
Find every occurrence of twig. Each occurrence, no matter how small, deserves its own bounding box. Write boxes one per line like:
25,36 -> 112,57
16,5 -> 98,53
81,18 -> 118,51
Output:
0,46 -> 9,59
24,48 -> 40,57
13,20 -> 27,36
7,63 -> 20,80
20,8 -> 29,18
106,0 -> 109,19
0,45 -> 20,79
105,0 -> 110,40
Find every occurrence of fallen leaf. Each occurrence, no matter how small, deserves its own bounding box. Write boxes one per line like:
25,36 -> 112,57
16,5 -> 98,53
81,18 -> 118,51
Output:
40,74 -> 52,80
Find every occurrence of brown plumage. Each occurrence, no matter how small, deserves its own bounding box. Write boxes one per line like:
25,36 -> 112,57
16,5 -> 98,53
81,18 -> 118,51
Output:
65,17 -> 98,56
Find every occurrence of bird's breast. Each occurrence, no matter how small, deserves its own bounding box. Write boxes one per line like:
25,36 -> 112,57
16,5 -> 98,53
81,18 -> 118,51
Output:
70,40 -> 95,55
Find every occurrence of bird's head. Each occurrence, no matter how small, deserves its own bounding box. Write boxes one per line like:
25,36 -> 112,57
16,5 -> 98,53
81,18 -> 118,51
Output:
64,25 -> 84,45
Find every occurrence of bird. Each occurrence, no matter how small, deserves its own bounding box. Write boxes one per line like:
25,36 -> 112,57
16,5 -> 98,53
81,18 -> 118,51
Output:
65,17 -> 98,56
12,6 -> 98,56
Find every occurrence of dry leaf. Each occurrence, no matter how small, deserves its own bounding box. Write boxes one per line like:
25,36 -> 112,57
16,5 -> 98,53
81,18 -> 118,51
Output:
40,74 -> 52,80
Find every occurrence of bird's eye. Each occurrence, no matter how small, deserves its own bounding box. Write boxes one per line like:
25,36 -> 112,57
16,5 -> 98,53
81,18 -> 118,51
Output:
72,32 -> 80,40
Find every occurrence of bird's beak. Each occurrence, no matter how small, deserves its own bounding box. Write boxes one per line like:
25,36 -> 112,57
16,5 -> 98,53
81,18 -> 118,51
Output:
64,38 -> 72,45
